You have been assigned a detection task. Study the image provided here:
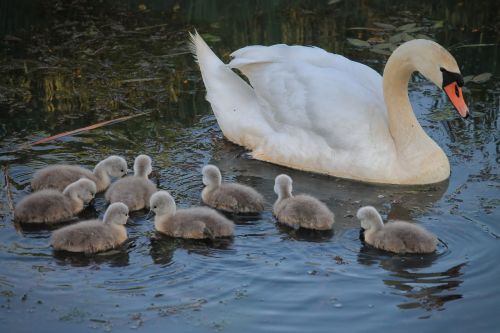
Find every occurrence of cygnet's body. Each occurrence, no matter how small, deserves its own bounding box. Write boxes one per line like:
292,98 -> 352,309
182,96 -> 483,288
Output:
357,206 -> 438,254
150,191 -> 234,239
201,165 -> 264,214
51,202 -> 129,253
31,155 -> 128,192
105,155 -> 157,211
14,179 -> 96,224
273,174 -> 334,230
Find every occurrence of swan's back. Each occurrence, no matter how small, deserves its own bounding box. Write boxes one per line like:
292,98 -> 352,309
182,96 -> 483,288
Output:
191,32 -> 396,182
274,194 -> 334,230
51,220 -> 127,253
14,190 -> 74,223
105,176 -> 156,211
371,221 -> 437,254
203,183 -> 264,213
31,165 -> 97,192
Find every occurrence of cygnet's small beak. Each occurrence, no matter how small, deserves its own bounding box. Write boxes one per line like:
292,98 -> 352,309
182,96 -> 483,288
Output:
145,210 -> 154,220
359,228 -> 365,242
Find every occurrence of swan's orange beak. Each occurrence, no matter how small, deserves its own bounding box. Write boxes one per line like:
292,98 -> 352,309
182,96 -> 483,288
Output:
444,82 -> 469,118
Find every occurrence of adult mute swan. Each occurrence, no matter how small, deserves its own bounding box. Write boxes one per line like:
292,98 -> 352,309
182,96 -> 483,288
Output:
190,32 -> 469,185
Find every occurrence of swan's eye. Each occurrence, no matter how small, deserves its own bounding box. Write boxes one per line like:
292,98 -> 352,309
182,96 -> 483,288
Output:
153,206 -> 157,209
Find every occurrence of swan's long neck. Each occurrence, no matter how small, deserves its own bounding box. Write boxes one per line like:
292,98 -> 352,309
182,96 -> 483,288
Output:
382,41 -> 450,183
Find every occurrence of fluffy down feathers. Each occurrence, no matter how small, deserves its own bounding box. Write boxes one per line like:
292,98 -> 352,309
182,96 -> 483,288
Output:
105,177 -> 157,211
51,220 -> 127,253
202,183 -> 265,213
273,194 -> 334,230
14,190 -> 77,223
31,165 -> 98,192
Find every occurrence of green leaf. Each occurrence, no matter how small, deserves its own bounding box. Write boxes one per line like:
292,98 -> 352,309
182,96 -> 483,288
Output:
471,73 -> 492,83
463,75 -> 474,84
433,21 -> 444,28
373,43 -> 393,50
347,38 -> 371,47
373,22 -> 395,30
369,48 -> 391,56
389,33 -> 403,43
201,33 -> 221,42
397,23 -> 416,31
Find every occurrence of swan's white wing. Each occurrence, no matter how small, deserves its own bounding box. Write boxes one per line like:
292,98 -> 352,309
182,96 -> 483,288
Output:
229,45 -> 391,153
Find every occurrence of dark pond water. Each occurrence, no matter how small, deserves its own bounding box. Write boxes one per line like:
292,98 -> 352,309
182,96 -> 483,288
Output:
0,1 -> 499,332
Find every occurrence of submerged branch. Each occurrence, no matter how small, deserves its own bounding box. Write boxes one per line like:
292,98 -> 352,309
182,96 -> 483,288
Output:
3,165 -> 15,213
31,111 -> 150,146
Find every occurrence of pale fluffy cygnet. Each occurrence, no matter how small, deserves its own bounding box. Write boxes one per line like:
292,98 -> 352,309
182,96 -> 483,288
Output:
14,179 -> 96,224
201,164 -> 264,214
51,202 -> 129,253
31,155 -> 128,192
150,190 -> 234,239
357,206 -> 438,254
273,174 -> 334,230
105,154 -> 157,211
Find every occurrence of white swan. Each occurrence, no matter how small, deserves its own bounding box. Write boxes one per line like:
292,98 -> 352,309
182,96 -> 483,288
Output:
190,32 -> 469,185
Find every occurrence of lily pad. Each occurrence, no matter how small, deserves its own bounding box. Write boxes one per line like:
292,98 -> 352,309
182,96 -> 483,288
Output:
433,21 -> 444,28
397,23 -> 416,31
201,33 -> 221,42
463,75 -> 474,84
373,43 -> 393,50
373,22 -> 395,30
347,38 -> 371,48
404,27 -> 423,33
389,33 -> 403,43
471,73 -> 492,83
401,33 -> 414,42
416,34 -> 433,40
369,48 -> 391,56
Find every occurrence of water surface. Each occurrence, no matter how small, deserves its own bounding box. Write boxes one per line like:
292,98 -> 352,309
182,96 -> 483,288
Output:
0,1 -> 499,332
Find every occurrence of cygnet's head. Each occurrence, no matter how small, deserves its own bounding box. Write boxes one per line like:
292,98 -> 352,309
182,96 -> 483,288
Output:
103,202 -> 129,225
274,174 -> 293,197
63,178 -> 97,204
134,154 -> 153,178
357,206 -> 384,231
202,164 -> 222,187
150,191 -> 176,217
99,155 -> 128,178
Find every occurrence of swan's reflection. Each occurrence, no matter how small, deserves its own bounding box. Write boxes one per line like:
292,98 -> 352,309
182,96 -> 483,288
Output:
149,233 -> 234,265
358,244 -> 464,311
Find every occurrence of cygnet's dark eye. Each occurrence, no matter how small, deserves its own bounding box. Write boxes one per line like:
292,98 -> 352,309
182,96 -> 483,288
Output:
125,213 -> 129,217
121,169 -> 125,172
153,206 -> 157,209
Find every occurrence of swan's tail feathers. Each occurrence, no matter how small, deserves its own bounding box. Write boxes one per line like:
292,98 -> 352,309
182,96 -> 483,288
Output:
189,30 -> 224,71
188,30 -> 269,148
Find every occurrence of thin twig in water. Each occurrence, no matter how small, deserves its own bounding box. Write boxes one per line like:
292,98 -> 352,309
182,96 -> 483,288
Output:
135,23 -> 170,31
3,165 -> 15,213
120,77 -> 162,84
32,111 -> 150,146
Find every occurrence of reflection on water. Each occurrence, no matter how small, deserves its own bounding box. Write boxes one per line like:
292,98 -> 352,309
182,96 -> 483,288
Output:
150,235 -> 234,265
53,248 -> 131,268
0,0 -> 498,332
358,244 -> 465,312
